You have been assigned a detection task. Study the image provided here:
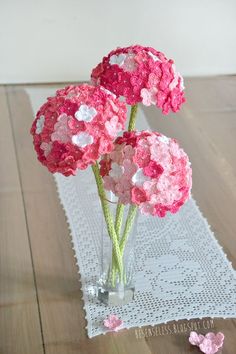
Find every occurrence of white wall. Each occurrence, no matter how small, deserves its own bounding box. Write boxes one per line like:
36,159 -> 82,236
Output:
0,0 -> 236,84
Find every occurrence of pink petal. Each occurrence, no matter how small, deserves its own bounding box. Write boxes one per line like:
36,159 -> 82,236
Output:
140,88 -> 157,106
199,338 -> 219,354
189,331 -> 205,346
215,332 -> 225,348
205,332 -> 224,349
105,116 -> 122,138
205,333 -> 216,341
103,314 -> 123,331
131,186 -> 148,205
143,160 -> 164,178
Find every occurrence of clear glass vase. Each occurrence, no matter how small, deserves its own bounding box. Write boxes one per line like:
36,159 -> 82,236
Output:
97,193 -> 138,306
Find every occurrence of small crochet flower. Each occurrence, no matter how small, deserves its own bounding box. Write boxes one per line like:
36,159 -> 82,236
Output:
189,331 -> 224,354
91,45 -> 185,114
30,84 -> 127,176
103,314 -> 123,331
189,331 -> 205,346
100,131 -> 192,216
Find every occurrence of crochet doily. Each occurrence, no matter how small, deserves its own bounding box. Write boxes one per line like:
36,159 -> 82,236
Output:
27,88 -> 236,338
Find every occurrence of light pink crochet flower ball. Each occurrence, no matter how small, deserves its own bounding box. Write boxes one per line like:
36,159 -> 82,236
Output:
30,84 -> 127,176
100,131 -> 192,217
91,45 -> 185,115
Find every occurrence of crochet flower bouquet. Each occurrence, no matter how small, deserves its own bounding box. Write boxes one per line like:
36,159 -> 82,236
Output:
31,45 -> 192,305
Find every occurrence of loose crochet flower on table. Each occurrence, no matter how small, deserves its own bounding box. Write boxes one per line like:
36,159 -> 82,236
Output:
103,314 -> 123,331
30,84 -> 127,176
91,45 -> 185,114
100,131 -> 192,217
189,331 -> 224,354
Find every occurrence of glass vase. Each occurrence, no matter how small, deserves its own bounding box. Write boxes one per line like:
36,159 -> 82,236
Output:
97,193 -> 138,306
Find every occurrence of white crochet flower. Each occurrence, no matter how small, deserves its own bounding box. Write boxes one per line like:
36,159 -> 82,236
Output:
36,115 -> 45,134
132,168 -> 150,187
72,132 -> 94,148
109,54 -> 127,67
75,105 -> 97,122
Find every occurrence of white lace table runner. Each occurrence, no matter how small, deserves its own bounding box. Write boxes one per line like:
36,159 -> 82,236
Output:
27,88 -> 236,338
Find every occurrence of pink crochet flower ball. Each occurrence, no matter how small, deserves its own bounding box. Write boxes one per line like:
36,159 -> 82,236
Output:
30,84 -> 127,176
100,131 -> 192,217
91,45 -> 185,115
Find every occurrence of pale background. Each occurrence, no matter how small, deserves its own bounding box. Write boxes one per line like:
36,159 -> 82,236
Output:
0,0 -> 236,84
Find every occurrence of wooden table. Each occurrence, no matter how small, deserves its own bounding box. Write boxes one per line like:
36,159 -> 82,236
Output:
0,77 -> 236,354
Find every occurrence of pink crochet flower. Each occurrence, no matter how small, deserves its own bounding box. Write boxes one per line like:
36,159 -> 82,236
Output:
189,331 -> 205,346
103,314 -> 123,331
30,84 -> 127,176
189,331 -> 224,354
91,45 -> 185,114
100,131 -> 192,216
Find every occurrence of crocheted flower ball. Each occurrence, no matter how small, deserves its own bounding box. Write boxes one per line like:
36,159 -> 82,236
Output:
100,131 -> 192,217
91,45 -> 185,115
30,84 -> 127,176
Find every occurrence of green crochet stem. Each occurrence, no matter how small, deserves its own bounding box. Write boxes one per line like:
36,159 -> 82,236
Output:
112,205 -> 138,285
91,162 -> 123,281
128,104 -> 138,131
115,203 -> 124,238
110,201 -> 125,286
111,104 -> 139,284
93,105 -> 139,287
113,203 -> 125,286
120,205 -> 138,254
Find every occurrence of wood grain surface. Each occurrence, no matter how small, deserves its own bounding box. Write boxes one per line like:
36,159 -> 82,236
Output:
0,77 -> 236,354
